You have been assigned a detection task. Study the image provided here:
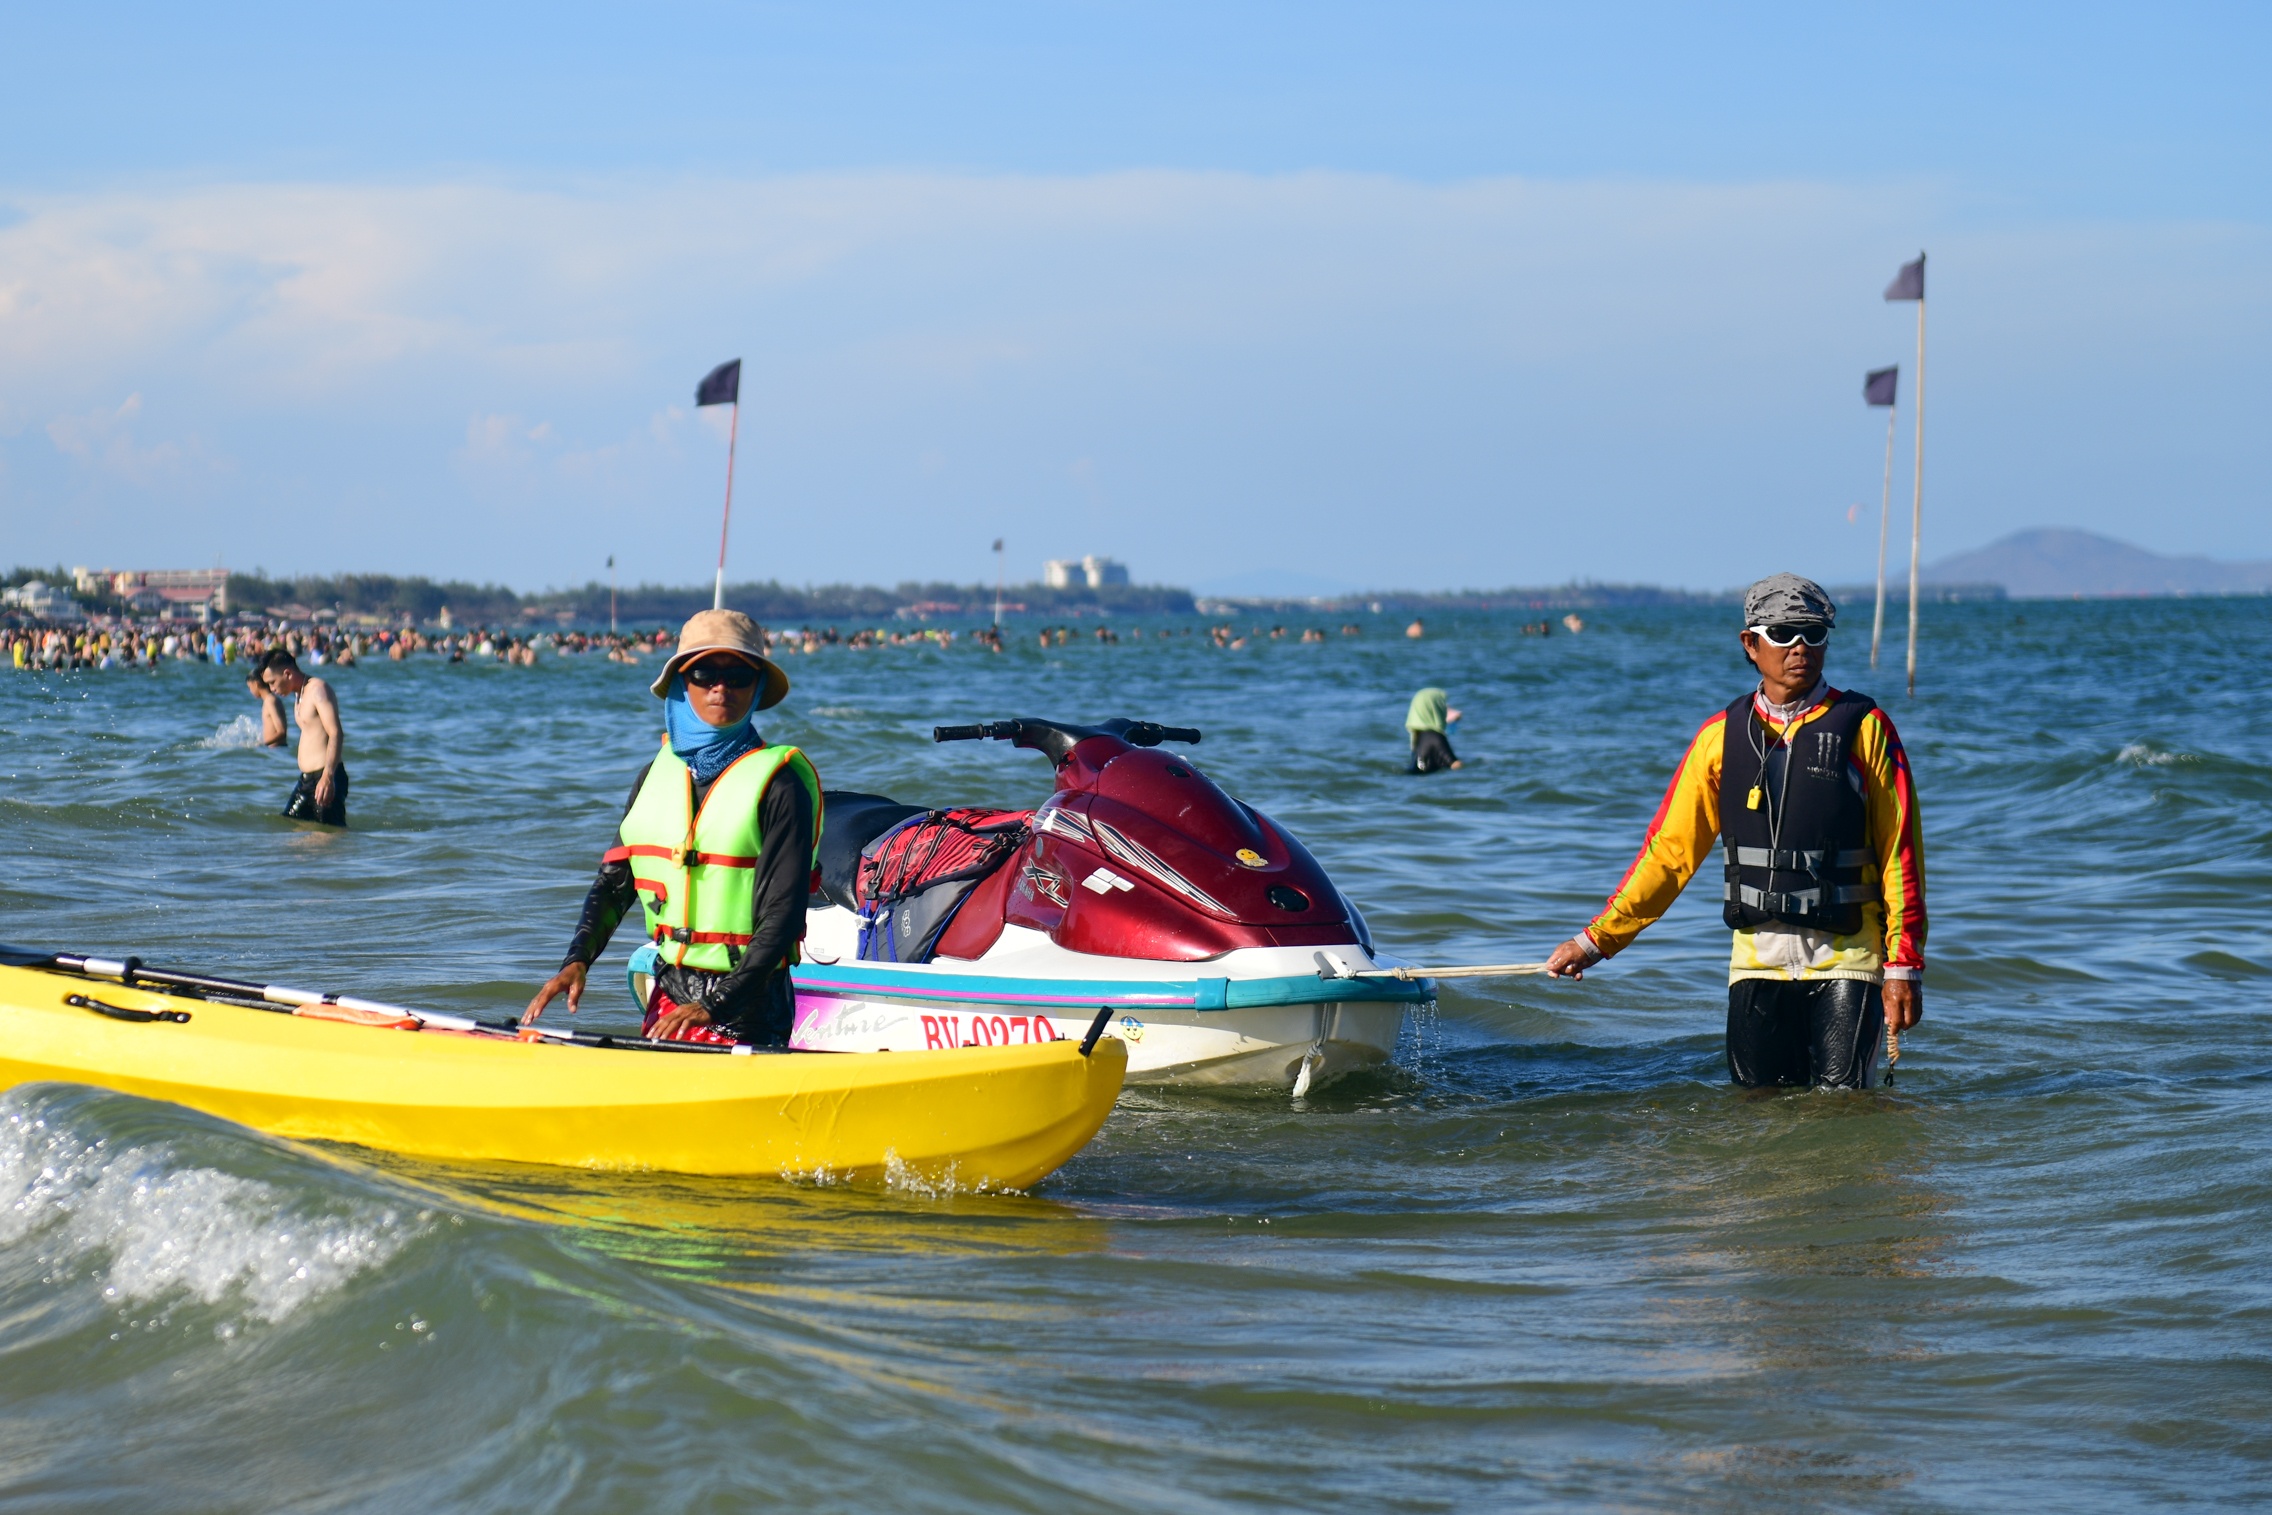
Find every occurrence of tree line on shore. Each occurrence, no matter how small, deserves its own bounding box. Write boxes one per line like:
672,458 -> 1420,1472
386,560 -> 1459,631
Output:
0,566 -> 1195,621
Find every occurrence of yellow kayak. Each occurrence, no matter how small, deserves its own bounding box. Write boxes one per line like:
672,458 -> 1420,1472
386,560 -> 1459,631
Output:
0,962 -> 1125,1190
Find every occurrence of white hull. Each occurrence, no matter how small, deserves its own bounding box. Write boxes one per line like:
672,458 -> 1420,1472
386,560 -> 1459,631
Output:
788,908 -> 1421,1089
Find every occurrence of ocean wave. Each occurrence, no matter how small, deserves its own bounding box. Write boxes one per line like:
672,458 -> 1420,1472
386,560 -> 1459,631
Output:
2115,741 -> 2200,768
198,713 -> 264,749
0,1088 -> 426,1329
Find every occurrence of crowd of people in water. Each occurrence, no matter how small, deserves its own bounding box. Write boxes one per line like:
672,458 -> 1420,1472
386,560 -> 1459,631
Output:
2,621 -> 685,672
1,614 -> 1415,670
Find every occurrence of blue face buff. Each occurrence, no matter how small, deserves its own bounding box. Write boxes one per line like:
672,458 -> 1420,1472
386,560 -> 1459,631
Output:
663,675 -> 761,785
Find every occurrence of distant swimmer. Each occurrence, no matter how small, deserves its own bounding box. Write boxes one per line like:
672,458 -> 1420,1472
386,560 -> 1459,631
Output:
523,610 -> 819,1046
1543,574 -> 1926,1088
251,650 -> 348,827
1406,687 -> 1462,773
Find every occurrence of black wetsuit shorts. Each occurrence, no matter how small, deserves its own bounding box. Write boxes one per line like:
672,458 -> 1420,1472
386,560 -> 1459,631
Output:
284,767 -> 349,827
1725,978 -> 1883,1089
1410,730 -> 1459,774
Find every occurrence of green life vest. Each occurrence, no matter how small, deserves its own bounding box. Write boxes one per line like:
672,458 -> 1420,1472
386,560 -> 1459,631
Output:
606,739 -> 823,973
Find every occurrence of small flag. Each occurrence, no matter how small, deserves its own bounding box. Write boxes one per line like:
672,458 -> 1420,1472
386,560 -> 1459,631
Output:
992,538 -> 1004,553
606,554 -> 614,567
1864,366 -> 1898,407
695,359 -> 741,407
1884,254 -> 1925,302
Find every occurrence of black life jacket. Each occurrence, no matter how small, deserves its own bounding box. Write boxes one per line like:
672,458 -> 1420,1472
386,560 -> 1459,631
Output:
1718,688 -> 1876,935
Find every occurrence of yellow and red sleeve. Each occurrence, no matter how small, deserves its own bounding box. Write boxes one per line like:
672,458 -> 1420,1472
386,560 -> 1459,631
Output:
1584,712 -> 1726,957
1855,706 -> 1927,976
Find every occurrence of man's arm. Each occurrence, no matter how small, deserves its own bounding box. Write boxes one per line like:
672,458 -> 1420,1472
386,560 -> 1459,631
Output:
1549,713 -> 1726,975
249,678 -> 287,746
304,678 -> 345,807
524,763 -> 651,1023
1857,707 -> 1926,1030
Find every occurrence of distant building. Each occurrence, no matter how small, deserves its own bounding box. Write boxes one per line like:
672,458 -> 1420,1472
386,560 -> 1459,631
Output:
71,567 -> 230,614
1045,556 -> 1130,589
1,581 -> 83,620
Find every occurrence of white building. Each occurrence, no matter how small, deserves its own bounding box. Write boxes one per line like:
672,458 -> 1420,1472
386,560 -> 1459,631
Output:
1045,556 -> 1131,589
2,581 -> 84,620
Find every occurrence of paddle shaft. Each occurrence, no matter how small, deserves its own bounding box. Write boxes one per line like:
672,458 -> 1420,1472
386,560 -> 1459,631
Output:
22,947 -> 731,1053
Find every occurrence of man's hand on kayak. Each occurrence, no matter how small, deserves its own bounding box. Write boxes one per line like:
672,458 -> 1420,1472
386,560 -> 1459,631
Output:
647,997 -> 717,1039
523,962 -> 588,1025
1884,977 -> 1923,1033
1545,936 -> 1601,980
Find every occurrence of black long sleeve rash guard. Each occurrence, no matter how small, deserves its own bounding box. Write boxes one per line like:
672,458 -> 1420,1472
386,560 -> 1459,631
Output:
562,753 -> 813,1043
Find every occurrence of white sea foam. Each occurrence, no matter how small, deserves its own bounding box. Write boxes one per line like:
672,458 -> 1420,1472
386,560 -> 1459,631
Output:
0,1101 -> 422,1325
880,1148 -> 1009,1199
2116,742 -> 2198,768
199,714 -> 264,750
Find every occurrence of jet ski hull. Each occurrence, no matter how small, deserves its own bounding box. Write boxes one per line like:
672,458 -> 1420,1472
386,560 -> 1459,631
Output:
792,913 -> 1428,1088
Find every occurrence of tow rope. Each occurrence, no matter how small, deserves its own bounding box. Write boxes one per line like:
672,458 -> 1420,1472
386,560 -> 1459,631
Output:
1346,962 -> 1552,981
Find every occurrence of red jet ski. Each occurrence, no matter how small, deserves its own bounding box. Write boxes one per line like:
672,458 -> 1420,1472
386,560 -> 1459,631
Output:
790,718 -> 1431,1088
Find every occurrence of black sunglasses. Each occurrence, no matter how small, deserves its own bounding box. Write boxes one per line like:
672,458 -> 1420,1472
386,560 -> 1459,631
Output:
683,660 -> 760,690
1749,624 -> 1830,648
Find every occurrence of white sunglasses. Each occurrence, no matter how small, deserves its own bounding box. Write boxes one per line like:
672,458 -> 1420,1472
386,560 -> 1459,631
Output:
1747,624 -> 1830,648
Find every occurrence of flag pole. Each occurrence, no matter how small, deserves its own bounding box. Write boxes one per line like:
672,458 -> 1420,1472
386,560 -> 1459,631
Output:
993,539 -> 1005,626
1904,257 -> 1926,697
608,554 -> 618,636
713,401 -> 739,611
1872,399 -> 1895,668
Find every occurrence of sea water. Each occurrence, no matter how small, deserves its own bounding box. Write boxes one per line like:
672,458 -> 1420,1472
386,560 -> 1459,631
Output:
0,601 -> 2267,1510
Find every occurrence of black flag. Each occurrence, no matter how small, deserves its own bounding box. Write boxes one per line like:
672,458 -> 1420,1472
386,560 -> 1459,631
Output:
1883,254 -> 1924,302
696,359 -> 741,407
992,538 -> 1003,552
1863,366 -> 1898,407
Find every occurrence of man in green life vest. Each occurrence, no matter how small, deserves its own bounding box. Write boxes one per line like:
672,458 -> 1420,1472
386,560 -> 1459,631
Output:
523,609 -> 821,1045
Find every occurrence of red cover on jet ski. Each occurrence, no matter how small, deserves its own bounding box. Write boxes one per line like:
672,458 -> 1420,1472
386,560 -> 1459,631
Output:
855,808 -> 1032,910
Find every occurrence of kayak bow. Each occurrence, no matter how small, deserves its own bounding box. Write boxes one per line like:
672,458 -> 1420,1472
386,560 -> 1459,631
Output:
0,961 -> 1124,1189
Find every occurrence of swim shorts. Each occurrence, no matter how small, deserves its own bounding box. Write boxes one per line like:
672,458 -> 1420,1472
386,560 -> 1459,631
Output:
1725,978 -> 1883,1089
283,767 -> 349,827
1410,730 -> 1459,774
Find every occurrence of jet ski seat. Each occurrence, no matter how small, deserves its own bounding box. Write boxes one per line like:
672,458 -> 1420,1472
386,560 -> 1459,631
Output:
813,791 -> 926,912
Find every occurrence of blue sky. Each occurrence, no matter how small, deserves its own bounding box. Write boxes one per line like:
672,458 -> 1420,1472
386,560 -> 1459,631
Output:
2,2 -> 2266,592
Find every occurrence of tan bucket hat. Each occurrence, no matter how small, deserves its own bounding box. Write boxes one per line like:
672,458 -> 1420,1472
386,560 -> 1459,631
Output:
649,608 -> 791,709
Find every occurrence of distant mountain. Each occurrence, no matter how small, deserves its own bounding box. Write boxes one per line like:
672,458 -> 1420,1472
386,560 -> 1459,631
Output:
1922,528 -> 2272,598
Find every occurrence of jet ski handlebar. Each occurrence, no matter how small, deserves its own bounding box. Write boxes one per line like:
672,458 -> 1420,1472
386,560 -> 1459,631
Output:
933,718 -> 1202,763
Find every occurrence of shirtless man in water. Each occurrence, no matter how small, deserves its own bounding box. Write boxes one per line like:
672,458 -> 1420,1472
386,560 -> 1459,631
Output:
251,649 -> 349,827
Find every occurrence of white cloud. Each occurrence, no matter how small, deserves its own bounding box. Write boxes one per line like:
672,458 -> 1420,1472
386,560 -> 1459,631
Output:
0,171 -> 2263,587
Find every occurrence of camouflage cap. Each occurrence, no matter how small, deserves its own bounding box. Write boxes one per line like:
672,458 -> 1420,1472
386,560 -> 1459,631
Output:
1742,573 -> 1837,629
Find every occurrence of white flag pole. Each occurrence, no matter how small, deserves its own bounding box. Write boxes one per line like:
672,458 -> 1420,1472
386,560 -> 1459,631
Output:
1904,256 -> 1926,697
713,400 -> 739,611
1872,394 -> 1896,669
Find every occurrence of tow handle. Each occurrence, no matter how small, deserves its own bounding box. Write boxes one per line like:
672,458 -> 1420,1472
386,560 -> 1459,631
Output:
67,993 -> 191,1025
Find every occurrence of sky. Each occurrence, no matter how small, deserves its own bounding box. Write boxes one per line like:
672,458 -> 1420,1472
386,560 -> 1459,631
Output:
1,2 -> 2266,594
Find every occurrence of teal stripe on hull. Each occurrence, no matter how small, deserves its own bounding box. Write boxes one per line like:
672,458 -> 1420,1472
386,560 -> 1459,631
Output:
789,963 -> 1432,1012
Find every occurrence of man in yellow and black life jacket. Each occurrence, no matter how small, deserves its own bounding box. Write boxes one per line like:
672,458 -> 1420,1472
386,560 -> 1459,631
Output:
1543,574 -> 1927,1088
522,609 -> 821,1046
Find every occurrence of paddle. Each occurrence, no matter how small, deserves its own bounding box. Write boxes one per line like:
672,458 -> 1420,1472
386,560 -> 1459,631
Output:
0,943 -> 732,1053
